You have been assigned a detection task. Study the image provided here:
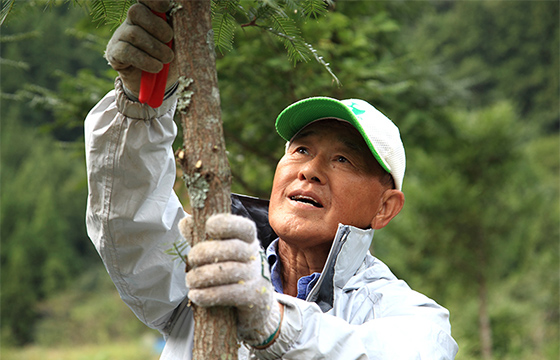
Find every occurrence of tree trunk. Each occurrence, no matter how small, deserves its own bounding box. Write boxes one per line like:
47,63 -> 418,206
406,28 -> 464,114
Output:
172,1 -> 238,359
477,243 -> 493,360
478,277 -> 493,359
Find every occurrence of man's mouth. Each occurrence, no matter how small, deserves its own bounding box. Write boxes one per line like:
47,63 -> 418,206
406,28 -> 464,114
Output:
290,195 -> 323,208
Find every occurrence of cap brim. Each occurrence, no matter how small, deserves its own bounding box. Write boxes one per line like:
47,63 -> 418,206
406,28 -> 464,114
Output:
275,97 -> 389,173
276,97 -> 355,140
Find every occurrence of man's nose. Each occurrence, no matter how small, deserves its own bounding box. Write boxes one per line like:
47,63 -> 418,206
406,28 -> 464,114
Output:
298,157 -> 325,184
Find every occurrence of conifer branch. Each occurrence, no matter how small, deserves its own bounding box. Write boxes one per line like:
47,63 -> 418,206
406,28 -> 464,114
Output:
211,0 -> 238,53
165,241 -> 189,265
90,0 -> 135,29
251,22 -> 341,85
85,0 -> 338,82
0,0 -> 15,26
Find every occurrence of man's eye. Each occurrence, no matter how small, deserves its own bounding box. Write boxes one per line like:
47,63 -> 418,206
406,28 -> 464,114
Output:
336,156 -> 349,163
296,147 -> 309,155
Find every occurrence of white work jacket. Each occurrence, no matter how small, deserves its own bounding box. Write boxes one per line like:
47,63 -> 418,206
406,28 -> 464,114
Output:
85,78 -> 458,359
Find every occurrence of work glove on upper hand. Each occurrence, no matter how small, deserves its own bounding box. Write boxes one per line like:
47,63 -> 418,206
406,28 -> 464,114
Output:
179,214 -> 282,347
105,0 -> 178,98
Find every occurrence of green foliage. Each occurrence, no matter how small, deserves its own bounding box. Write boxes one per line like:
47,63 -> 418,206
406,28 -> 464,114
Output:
1,1 -> 558,358
234,0 -> 339,83
89,0 -> 135,29
1,0 -> 92,26
0,0 -> 15,25
1,1 -> 115,141
412,1 -> 559,132
407,103 -> 542,285
2,341 -> 161,360
211,0 -> 238,53
0,116 -> 93,345
7,68 -> 116,139
0,25 -> 118,350
300,0 -> 328,18
376,102 -> 558,359
33,267 -> 158,346
86,0 -> 338,82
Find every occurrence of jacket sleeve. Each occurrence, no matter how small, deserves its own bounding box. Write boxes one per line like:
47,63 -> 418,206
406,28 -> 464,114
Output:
252,291 -> 458,360
85,78 -> 190,334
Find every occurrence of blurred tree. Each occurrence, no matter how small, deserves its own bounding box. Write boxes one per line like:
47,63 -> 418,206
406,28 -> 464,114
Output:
0,115 -> 92,345
412,1 -> 559,133
1,13 -> 114,346
379,102 -> 558,359
2,6 -> 115,344
34,267 -> 156,346
1,1 -> 115,141
384,3 -> 560,358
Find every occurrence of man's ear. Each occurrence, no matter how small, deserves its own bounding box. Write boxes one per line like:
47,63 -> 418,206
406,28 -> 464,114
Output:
371,190 -> 405,230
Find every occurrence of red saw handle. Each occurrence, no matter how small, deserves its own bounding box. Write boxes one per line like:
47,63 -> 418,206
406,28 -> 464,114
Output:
139,11 -> 173,108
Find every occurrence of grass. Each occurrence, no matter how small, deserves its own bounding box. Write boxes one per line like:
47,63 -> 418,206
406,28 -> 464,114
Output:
1,340 -> 161,360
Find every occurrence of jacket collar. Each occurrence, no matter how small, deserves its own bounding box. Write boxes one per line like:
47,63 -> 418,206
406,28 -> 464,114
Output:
306,224 -> 374,312
230,195 -> 374,312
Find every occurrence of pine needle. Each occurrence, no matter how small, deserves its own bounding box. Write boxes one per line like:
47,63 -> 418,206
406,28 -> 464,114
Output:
301,0 -> 329,18
212,0 -> 239,53
0,0 -> 15,26
90,0 -> 135,29
165,241 -> 189,264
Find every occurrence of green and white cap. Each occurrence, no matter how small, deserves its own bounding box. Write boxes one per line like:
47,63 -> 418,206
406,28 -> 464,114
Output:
275,96 -> 406,190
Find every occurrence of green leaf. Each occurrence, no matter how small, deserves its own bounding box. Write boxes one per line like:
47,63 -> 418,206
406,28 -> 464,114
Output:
237,0 -> 339,83
85,0 -> 338,81
212,0 -> 239,53
165,241 -> 189,264
268,12 -> 309,63
300,0 -> 329,18
89,0 -> 134,29
0,0 -> 16,26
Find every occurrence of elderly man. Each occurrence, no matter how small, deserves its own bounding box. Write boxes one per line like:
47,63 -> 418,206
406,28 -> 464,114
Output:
85,1 -> 458,359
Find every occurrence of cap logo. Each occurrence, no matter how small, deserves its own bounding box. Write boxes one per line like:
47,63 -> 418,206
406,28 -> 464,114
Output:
347,101 -> 366,116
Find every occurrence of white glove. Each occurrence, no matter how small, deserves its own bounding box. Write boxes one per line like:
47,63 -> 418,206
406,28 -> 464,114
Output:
105,0 -> 178,97
179,214 -> 282,347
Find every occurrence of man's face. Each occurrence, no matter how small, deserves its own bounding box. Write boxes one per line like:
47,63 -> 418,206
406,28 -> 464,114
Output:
269,119 -> 391,249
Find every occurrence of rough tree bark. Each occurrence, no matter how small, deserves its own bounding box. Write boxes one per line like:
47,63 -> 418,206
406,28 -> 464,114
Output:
172,1 -> 238,359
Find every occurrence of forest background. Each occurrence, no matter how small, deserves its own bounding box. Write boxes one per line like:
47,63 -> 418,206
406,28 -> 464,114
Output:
1,1 -> 558,359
